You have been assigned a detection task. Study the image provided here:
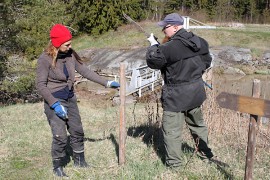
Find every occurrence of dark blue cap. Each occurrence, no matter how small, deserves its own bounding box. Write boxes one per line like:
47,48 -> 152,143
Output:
158,13 -> 184,27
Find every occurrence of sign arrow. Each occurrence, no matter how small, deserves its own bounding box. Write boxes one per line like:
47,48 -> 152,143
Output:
216,92 -> 270,118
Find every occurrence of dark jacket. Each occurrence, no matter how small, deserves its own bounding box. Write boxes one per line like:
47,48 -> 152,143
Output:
146,28 -> 212,112
36,50 -> 108,106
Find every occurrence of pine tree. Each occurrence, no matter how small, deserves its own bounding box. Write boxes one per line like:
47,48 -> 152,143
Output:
68,0 -> 146,35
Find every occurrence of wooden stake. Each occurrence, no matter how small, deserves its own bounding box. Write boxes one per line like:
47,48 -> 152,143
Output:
244,79 -> 261,180
119,63 -> 126,165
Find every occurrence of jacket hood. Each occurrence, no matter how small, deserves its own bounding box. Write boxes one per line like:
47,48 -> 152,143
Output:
171,29 -> 201,52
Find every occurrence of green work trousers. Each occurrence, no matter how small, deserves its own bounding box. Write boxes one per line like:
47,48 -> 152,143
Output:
162,106 -> 212,167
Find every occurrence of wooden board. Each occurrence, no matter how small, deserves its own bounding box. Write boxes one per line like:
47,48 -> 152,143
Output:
216,92 -> 270,118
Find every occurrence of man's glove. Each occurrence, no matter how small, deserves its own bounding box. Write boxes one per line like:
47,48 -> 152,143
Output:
107,81 -> 120,88
51,101 -> 68,119
147,33 -> 159,46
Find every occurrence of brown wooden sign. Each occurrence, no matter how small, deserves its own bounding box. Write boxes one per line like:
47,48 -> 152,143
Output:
216,92 -> 270,118
217,80 -> 263,180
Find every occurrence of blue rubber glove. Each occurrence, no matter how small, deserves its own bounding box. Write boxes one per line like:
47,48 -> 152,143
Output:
51,101 -> 68,119
106,81 -> 120,88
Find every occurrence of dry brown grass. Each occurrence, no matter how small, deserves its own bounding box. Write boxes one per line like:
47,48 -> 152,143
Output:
1,73 -> 270,179
201,77 -> 270,179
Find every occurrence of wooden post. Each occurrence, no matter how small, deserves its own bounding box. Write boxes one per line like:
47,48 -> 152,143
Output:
119,63 -> 126,165
216,80 -> 270,179
244,79 -> 261,180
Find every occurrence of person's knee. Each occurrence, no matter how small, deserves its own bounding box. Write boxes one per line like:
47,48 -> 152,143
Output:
69,129 -> 84,145
53,133 -> 68,145
72,127 -> 84,138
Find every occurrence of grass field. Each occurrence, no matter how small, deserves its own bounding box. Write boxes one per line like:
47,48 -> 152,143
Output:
1,22 -> 270,179
0,87 -> 269,179
72,21 -> 270,58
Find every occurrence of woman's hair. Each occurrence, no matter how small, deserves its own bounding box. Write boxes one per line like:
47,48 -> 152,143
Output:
45,41 -> 59,68
72,49 -> 83,64
45,41 -> 83,67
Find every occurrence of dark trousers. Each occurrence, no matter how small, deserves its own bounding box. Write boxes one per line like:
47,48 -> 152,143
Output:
44,95 -> 84,159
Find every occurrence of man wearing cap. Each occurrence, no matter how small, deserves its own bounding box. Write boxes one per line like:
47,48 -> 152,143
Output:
36,24 -> 120,177
146,13 -> 214,168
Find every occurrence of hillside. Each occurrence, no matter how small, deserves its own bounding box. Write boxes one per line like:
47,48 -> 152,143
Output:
0,22 -> 270,179
74,22 -> 270,75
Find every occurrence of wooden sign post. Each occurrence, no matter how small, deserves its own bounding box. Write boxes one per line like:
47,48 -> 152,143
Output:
216,79 -> 269,180
244,79 -> 260,180
119,63 -> 126,165
216,88 -> 270,118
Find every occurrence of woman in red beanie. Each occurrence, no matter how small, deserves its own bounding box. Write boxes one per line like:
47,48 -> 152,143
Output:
36,24 -> 120,177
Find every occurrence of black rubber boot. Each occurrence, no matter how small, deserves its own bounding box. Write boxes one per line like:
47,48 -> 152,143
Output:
196,138 -> 214,159
73,152 -> 89,168
192,134 -> 213,159
53,159 -> 68,177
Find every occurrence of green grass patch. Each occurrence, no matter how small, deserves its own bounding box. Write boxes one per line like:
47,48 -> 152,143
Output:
1,95 -> 269,179
72,22 -> 270,58
10,157 -> 31,170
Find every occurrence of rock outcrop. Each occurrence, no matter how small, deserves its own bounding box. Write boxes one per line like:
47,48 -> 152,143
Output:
78,46 -> 269,75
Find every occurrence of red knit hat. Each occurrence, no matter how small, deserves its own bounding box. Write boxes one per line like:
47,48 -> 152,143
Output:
50,24 -> 72,48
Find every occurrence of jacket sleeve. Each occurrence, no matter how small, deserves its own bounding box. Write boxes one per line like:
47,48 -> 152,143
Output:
146,45 -> 167,69
199,38 -> 212,70
35,55 -> 58,106
75,60 -> 108,86
201,53 -> 212,70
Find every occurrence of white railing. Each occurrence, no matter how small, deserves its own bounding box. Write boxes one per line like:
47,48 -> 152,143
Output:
96,66 -> 163,97
183,16 -> 216,30
125,65 -> 163,97
75,65 -> 163,97
76,52 -> 215,97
